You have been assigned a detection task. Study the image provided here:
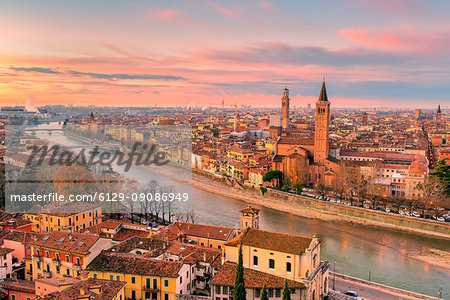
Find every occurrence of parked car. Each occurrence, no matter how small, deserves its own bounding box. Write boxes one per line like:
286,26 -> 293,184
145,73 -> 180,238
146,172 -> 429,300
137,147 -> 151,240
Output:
344,291 -> 358,297
437,216 -> 445,222
412,212 -> 421,218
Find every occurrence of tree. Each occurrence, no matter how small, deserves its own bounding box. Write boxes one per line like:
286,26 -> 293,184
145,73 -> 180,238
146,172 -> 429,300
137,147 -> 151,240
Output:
233,245 -> 246,300
416,176 -> 448,215
261,285 -> 268,300
282,279 -> 291,300
263,170 -> 283,188
292,181 -> 303,194
430,159 -> 450,195
282,177 -> 291,192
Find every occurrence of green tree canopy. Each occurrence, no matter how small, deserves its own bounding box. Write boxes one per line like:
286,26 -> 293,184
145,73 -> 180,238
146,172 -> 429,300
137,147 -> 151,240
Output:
233,245 -> 246,300
261,285 -> 268,300
263,170 -> 283,188
430,159 -> 450,195
282,279 -> 291,300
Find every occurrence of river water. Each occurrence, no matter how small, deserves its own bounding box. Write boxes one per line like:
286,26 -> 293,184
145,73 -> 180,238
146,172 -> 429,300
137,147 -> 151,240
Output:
31,123 -> 450,298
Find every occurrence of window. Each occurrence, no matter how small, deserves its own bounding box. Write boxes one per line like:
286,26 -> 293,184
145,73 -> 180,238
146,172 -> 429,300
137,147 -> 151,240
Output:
76,257 -> 81,265
37,262 -> 41,269
253,256 -> 258,266
131,290 -> 136,300
223,286 -> 228,294
286,262 -> 292,273
153,278 -> 157,289
268,288 -> 274,297
93,273 -> 98,279
56,266 -> 60,274
110,275 -> 114,280
179,277 -> 182,284
116,275 -> 120,281
131,276 -> 136,284
255,288 -> 261,298
146,278 -> 151,288
11,295 -> 16,300
216,285 -> 221,294
269,259 -> 275,269
66,269 -> 70,276
164,279 -> 169,287
164,293 -> 169,300
66,254 -> 70,262
275,289 -> 281,297
45,250 -> 50,258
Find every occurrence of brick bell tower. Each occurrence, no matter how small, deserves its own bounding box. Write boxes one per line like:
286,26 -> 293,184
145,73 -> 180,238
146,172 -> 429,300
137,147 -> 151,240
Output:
314,80 -> 330,164
281,87 -> 290,130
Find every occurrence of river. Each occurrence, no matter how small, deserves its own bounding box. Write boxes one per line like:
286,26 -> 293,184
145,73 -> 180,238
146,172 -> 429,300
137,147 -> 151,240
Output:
30,123 -> 450,298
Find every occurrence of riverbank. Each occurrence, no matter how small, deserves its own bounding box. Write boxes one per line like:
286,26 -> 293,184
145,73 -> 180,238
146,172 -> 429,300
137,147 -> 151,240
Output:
138,163 -> 450,270
61,132 -> 450,270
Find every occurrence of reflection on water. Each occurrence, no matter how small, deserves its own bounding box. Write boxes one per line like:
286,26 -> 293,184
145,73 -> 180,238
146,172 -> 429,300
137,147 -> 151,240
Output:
32,124 -> 450,298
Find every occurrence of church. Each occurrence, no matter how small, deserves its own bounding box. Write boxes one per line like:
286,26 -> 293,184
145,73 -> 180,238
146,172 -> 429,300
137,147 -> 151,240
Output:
271,81 -> 339,187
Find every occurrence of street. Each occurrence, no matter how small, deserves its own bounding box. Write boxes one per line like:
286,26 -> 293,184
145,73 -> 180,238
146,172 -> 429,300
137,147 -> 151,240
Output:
328,275 -> 438,300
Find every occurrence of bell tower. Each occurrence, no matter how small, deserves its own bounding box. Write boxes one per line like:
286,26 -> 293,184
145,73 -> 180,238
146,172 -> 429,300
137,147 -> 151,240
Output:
281,87 -> 290,130
314,80 -> 330,164
240,206 -> 260,230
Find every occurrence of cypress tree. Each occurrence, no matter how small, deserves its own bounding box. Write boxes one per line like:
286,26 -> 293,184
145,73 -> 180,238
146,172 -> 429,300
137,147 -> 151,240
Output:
233,245 -> 246,300
261,285 -> 268,300
282,279 -> 291,300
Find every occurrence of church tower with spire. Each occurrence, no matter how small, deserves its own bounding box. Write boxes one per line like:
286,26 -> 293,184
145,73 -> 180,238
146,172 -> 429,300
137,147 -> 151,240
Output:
436,105 -> 442,122
314,80 -> 330,164
281,87 -> 290,130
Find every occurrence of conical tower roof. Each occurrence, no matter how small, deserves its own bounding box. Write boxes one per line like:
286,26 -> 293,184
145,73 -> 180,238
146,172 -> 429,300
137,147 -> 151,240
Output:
318,80 -> 328,102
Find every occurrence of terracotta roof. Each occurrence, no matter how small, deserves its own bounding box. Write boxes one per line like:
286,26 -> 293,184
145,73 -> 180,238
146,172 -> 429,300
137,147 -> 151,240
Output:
0,247 -> 14,256
4,229 -> 37,244
225,228 -> 313,255
110,236 -> 167,254
211,262 -> 305,289
240,206 -> 260,214
156,222 -> 235,242
43,278 -> 126,300
1,278 -> 35,294
87,253 -> 182,278
29,232 -> 101,255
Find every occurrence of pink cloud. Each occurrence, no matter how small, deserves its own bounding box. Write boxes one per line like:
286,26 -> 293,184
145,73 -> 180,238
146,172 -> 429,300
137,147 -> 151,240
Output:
153,9 -> 184,21
259,2 -> 274,12
340,27 -> 450,54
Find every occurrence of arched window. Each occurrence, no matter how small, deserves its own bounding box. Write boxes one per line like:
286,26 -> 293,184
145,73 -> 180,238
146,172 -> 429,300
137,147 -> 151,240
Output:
269,259 -> 275,269
286,262 -> 292,273
253,256 -> 258,266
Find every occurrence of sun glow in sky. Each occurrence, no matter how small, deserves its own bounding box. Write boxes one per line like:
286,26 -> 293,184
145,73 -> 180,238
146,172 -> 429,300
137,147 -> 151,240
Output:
2,0 -> 450,108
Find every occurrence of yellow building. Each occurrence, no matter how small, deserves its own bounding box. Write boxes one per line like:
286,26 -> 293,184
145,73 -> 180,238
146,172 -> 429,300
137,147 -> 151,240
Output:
25,204 -> 102,233
87,253 -> 186,300
222,227 -> 329,300
27,232 -> 112,280
227,148 -> 253,162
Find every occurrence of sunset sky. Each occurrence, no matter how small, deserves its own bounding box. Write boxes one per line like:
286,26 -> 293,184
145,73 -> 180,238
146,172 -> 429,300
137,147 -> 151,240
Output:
1,0 -> 450,108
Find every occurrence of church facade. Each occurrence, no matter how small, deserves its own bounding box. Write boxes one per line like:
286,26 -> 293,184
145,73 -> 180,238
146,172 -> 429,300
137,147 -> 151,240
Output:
272,81 -> 339,187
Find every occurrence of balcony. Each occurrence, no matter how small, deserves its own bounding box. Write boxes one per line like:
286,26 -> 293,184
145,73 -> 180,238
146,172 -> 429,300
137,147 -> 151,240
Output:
52,259 -> 61,266
57,224 -> 73,230
143,286 -> 159,292
32,255 -> 42,261
73,264 -> 82,270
